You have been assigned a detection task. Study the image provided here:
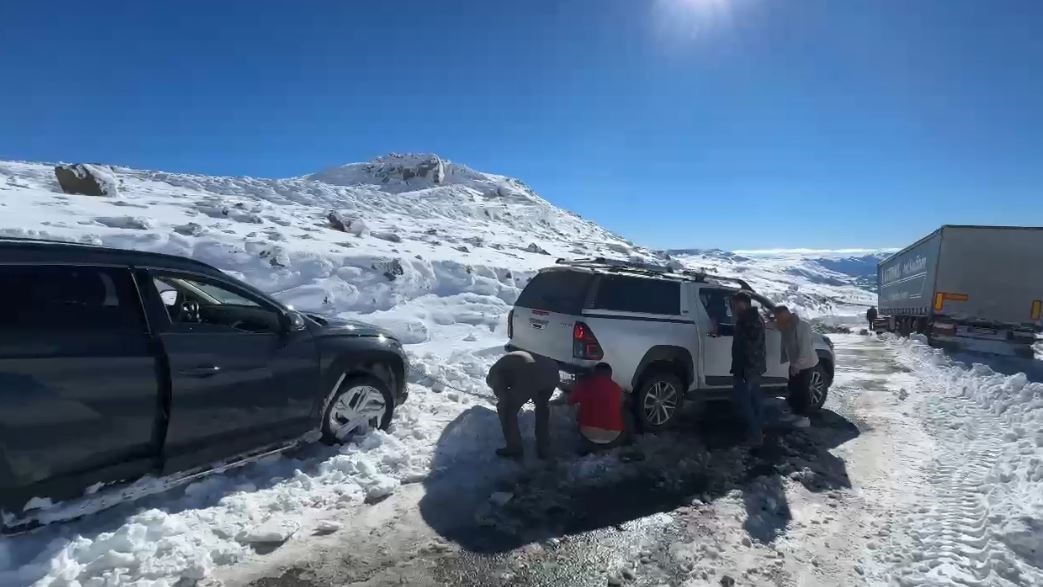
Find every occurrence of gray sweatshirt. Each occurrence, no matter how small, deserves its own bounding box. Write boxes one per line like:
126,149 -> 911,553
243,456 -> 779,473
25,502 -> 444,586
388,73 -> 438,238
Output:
781,316 -> 819,371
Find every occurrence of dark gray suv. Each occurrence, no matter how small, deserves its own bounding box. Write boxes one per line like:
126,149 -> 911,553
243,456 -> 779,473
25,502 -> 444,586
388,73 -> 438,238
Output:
0,238 -> 407,530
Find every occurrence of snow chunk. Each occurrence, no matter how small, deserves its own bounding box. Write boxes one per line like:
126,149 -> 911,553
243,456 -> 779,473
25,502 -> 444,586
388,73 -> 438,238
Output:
314,520 -> 342,534
22,496 -> 53,511
489,492 -> 514,507
372,230 -> 403,243
173,222 -> 206,236
237,518 -> 300,544
95,216 -> 153,230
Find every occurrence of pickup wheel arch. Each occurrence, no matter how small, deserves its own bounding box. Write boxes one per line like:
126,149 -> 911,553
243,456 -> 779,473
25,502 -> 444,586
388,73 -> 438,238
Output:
631,346 -> 694,391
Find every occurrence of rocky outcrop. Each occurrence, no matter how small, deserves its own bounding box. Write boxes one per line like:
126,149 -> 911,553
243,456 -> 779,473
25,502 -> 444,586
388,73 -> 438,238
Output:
54,164 -> 118,196
309,154 -> 457,193
328,211 -> 368,236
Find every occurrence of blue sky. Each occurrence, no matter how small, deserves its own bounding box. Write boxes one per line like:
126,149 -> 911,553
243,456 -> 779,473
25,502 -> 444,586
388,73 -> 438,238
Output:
2,1 -> 1041,250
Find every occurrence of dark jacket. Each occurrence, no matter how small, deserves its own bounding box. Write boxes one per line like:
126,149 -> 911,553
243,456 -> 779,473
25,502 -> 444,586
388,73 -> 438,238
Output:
486,350 -> 560,396
731,306 -> 766,378
866,307 -> 878,322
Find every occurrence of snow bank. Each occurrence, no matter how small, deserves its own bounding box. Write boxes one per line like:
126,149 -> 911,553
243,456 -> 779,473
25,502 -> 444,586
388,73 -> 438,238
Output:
885,335 -> 1043,574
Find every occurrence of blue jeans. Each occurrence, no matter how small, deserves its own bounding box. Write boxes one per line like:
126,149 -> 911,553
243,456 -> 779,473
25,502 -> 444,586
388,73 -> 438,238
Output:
732,373 -> 763,441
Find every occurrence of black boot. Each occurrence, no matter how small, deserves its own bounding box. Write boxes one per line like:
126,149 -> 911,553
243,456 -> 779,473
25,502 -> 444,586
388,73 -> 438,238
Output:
495,447 -> 522,460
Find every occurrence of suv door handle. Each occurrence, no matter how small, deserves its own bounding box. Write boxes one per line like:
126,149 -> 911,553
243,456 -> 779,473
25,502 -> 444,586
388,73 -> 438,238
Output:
179,365 -> 221,378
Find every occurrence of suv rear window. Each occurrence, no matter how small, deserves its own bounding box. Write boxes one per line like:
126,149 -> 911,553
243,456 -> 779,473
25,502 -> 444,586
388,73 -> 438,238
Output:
592,275 -> 680,315
0,265 -> 145,332
515,271 -> 594,314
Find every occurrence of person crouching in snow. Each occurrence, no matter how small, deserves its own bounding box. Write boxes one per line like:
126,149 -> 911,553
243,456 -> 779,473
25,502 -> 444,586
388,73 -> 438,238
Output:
568,363 -> 627,453
486,350 -> 561,460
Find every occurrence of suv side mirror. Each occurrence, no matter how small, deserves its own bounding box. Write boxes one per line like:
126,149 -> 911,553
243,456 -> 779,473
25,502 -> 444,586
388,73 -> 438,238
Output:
282,310 -> 307,333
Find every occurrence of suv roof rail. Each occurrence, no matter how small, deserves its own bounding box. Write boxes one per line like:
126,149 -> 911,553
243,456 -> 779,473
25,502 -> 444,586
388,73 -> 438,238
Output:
555,256 -> 674,274
554,256 -> 754,290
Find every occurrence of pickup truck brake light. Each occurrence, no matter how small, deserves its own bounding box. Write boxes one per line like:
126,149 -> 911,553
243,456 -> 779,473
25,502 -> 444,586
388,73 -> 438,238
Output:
573,321 -> 604,360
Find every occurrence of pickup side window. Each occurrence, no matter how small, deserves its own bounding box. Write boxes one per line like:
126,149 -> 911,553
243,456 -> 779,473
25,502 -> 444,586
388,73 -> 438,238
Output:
592,276 -> 681,315
700,288 -> 776,334
149,272 -> 281,334
699,288 -> 735,334
0,265 -> 145,332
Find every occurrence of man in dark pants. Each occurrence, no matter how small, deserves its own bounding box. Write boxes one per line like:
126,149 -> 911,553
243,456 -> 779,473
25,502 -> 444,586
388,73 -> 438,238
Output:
866,306 -> 878,331
730,291 -> 767,448
775,306 -> 818,428
486,350 -> 561,459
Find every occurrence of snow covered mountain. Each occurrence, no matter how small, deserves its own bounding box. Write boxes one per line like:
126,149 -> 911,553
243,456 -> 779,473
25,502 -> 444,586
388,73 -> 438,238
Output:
1,154 -> 881,342
0,154 -> 891,585
662,248 -> 889,323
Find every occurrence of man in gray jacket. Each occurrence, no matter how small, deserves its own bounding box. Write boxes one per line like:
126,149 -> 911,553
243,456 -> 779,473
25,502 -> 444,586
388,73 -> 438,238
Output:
774,306 -> 818,428
486,350 -> 561,459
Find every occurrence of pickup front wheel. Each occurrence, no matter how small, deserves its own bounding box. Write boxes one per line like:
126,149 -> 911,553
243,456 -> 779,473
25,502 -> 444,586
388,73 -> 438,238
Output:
321,374 -> 394,444
635,371 -> 684,432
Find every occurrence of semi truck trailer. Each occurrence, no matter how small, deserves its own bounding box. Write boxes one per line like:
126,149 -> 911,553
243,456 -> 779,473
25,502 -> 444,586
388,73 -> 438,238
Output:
877,225 -> 1043,357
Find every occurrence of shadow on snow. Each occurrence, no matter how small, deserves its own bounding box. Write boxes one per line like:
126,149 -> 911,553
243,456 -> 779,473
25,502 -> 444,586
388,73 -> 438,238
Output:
418,396 -> 860,554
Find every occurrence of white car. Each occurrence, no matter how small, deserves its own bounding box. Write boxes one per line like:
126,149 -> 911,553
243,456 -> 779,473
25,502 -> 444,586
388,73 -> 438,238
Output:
507,258 -> 836,431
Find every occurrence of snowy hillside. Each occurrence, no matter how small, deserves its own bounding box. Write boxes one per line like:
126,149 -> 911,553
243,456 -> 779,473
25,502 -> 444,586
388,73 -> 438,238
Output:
0,154 -> 887,585
663,248 -> 889,324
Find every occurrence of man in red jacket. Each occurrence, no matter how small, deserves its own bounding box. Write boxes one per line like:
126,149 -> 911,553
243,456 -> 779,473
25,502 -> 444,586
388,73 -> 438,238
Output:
568,363 -> 627,453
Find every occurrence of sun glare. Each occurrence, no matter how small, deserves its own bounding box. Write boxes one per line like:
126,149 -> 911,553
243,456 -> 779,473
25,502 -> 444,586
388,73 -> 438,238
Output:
652,0 -> 736,43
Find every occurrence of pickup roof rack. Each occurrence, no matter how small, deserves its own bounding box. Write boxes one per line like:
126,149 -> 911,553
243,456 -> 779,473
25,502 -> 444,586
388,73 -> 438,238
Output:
554,257 -> 753,290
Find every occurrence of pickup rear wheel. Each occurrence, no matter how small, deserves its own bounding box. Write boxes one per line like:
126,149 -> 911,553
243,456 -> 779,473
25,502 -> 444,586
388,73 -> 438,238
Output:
321,374 -> 394,444
635,371 -> 684,432
808,363 -> 830,411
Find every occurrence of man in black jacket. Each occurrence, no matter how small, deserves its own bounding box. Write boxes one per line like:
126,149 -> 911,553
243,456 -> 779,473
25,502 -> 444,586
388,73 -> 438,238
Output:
730,291 -> 767,447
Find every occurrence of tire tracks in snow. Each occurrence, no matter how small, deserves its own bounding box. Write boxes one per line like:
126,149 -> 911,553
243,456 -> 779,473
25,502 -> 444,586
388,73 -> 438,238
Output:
886,343 -> 1041,587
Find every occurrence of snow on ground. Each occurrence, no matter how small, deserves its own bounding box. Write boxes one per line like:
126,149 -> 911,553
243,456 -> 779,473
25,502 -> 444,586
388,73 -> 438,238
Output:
880,335 -> 1043,585
2,154 -> 1037,586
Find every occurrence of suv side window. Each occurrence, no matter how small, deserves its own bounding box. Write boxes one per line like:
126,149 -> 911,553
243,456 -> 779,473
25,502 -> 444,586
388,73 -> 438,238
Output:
0,265 -> 145,332
150,272 -> 281,334
592,275 -> 681,315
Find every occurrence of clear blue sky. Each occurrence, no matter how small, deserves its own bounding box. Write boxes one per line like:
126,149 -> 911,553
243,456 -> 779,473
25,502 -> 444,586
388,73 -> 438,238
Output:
2,1 -> 1041,250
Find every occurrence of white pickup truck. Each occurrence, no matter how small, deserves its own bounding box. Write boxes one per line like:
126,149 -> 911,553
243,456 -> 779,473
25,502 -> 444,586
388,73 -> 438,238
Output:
507,258 -> 836,431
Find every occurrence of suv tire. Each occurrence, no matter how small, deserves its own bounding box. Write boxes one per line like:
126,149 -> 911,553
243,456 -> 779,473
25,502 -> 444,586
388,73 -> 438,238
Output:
635,370 -> 684,432
808,363 -> 830,412
321,374 -> 395,444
